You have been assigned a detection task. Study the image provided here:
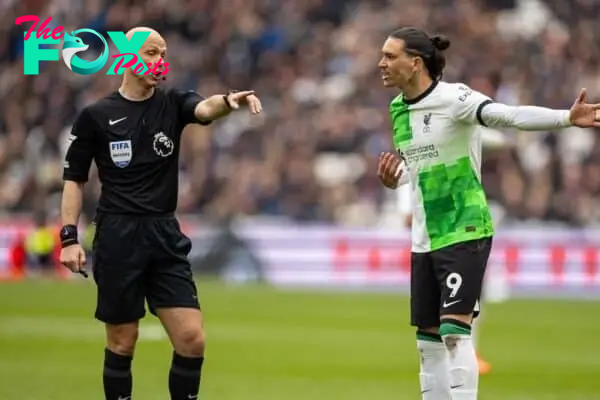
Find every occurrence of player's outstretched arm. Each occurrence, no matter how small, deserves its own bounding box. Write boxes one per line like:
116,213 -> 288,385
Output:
451,84 -> 600,131
455,85 -> 600,131
194,91 -> 263,122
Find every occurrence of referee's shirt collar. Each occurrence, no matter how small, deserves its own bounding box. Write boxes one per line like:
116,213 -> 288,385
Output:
118,88 -> 156,102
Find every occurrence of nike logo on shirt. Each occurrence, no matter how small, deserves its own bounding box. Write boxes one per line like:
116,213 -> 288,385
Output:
109,117 -> 128,126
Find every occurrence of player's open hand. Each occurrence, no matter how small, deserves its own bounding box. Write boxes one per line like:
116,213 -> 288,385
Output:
60,244 -> 87,275
377,151 -> 402,189
227,91 -> 263,114
569,88 -> 600,128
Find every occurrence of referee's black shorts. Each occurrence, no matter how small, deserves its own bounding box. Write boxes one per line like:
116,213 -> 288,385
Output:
92,213 -> 200,325
410,237 -> 492,329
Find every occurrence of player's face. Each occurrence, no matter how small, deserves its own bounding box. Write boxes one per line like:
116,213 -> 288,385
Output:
379,38 -> 419,89
132,33 -> 167,88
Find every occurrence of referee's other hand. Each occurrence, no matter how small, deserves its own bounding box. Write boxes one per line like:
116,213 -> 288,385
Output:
377,151 -> 402,189
227,91 -> 262,114
60,244 -> 87,274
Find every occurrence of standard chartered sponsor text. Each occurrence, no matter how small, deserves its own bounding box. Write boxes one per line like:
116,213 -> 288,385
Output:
403,144 -> 439,163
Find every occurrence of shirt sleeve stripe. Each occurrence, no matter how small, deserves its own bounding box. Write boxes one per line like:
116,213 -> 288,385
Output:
476,99 -> 493,127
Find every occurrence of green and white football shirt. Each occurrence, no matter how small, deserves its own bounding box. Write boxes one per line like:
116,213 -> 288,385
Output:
390,81 -> 494,253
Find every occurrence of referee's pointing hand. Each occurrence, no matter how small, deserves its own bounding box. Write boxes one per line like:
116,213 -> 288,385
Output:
226,91 -> 263,114
60,244 -> 87,274
569,88 -> 600,128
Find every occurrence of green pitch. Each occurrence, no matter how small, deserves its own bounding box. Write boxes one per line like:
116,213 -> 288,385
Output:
0,280 -> 599,399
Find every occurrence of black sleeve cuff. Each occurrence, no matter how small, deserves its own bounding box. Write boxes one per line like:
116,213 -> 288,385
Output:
476,99 -> 493,127
180,91 -> 212,125
63,173 -> 88,183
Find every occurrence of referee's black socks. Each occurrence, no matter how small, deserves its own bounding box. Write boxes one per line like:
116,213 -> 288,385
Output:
103,348 -> 133,400
169,352 -> 204,400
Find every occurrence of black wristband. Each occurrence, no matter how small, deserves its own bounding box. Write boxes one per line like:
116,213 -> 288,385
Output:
60,224 -> 79,248
223,90 -> 239,110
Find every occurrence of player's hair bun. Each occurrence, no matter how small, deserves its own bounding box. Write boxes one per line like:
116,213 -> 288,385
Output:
430,35 -> 451,51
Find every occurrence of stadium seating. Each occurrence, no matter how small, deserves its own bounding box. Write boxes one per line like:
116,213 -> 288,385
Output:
0,0 -> 599,227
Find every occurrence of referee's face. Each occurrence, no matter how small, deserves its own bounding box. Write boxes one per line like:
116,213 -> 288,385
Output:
379,38 -> 417,89
129,32 -> 167,88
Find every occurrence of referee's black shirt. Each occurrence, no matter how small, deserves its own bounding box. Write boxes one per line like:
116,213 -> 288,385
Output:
63,88 -> 211,215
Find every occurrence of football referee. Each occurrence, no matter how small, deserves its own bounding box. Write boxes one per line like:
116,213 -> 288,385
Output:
59,27 -> 262,400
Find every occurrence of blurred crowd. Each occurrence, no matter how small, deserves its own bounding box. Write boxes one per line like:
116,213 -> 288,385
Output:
0,0 -> 599,227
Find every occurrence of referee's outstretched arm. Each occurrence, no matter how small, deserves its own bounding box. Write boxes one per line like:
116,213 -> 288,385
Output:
194,90 -> 262,122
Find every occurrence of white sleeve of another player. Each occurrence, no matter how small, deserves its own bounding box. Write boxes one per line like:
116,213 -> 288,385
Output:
396,161 -> 409,186
396,180 -> 411,217
450,83 -> 572,131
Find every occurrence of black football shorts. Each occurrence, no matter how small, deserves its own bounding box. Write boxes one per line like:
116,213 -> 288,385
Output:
92,213 -> 199,325
410,237 -> 492,328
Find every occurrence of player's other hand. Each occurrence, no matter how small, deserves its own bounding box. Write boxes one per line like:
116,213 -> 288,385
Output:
60,244 -> 86,274
227,91 -> 263,114
569,88 -> 600,128
377,151 -> 402,189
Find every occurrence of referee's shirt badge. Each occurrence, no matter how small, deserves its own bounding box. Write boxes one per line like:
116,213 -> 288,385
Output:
152,132 -> 174,158
109,140 -> 133,168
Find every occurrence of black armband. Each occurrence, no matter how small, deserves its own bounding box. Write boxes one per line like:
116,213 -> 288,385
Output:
60,224 -> 79,248
223,90 -> 239,110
